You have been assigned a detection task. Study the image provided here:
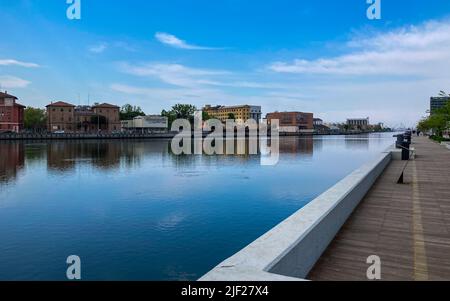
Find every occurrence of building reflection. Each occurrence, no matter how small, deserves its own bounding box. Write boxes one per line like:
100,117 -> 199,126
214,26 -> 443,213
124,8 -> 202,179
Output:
278,136 -> 313,156
46,140 -> 170,172
343,135 -> 370,150
0,142 -> 25,184
1,137 -> 317,180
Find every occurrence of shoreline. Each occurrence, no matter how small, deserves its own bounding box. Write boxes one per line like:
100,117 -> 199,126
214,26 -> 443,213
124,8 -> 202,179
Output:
0,131 -> 394,141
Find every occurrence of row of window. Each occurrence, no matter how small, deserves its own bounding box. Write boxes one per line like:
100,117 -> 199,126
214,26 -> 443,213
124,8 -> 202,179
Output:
51,108 -> 118,114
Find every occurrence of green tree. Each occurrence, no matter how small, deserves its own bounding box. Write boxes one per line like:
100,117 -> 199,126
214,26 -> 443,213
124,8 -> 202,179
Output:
24,107 -> 47,131
418,101 -> 450,137
202,111 -> 212,121
120,104 -> 145,120
162,104 -> 198,127
171,104 -> 197,119
227,113 -> 236,120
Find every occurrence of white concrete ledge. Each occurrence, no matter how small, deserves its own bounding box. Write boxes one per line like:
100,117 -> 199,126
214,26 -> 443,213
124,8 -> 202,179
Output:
200,148 -> 393,281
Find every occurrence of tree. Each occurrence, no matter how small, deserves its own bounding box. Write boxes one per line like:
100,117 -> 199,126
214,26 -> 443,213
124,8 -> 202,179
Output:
120,104 -> 145,120
91,115 -> 108,131
418,101 -> 450,137
202,111 -> 212,121
171,104 -> 197,119
438,90 -> 449,97
227,113 -> 236,120
162,104 -> 197,127
24,107 -> 47,131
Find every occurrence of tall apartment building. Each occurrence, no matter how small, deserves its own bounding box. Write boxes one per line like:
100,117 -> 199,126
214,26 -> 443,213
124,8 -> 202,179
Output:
203,105 -> 262,122
430,97 -> 450,113
0,92 -> 25,133
266,111 -> 314,134
47,101 -> 120,132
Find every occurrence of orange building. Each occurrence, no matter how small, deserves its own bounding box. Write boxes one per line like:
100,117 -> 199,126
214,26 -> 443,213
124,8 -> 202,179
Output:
46,101 -> 120,133
92,103 -> 121,132
46,101 -> 76,132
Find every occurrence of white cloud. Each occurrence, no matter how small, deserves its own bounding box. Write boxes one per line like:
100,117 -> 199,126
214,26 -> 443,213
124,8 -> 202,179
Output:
120,62 -> 230,88
0,59 -> 39,68
155,32 -> 223,50
0,76 -> 31,88
268,20 -> 450,77
88,43 -> 108,53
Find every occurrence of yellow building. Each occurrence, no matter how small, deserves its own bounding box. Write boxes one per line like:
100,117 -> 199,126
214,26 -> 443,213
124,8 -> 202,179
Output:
203,105 -> 262,122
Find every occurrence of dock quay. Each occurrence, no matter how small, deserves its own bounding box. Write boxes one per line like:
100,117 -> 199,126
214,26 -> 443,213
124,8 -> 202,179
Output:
201,136 -> 450,281
308,136 -> 450,280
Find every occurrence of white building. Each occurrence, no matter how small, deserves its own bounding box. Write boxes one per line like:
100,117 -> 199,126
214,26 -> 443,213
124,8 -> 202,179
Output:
122,115 -> 169,133
347,118 -> 370,129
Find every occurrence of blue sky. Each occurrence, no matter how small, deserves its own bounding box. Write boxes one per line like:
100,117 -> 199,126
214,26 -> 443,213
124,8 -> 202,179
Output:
1,0 -> 450,127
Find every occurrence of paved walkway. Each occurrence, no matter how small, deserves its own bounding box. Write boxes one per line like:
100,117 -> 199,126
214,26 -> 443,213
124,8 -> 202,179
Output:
308,137 -> 450,281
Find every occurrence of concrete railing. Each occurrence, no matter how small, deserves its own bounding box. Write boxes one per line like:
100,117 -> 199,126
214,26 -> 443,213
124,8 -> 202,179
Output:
200,148 -> 393,281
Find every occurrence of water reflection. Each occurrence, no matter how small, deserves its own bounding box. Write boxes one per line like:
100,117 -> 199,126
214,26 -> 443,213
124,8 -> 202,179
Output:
1,137 -> 319,182
0,142 -> 24,184
0,135 -> 388,185
0,133 -> 397,280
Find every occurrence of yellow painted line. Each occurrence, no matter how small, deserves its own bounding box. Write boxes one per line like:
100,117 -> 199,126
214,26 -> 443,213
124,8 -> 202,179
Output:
412,161 -> 428,280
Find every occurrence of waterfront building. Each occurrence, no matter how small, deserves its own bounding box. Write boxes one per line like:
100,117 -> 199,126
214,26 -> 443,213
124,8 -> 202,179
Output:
347,118 -> 370,130
121,115 -> 169,133
266,111 -> 314,134
46,101 -> 76,132
313,118 -> 323,126
430,97 -> 450,113
0,91 -> 25,133
203,105 -> 262,122
47,101 -> 120,133
74,105 -> 97,133
92,103 -> 121,132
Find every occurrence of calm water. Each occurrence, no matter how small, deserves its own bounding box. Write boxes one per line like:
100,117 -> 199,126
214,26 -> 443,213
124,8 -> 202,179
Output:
0,133 -> 396,280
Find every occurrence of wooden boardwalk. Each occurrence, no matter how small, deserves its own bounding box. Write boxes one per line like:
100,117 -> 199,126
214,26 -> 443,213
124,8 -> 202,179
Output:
308,137 -> 450,281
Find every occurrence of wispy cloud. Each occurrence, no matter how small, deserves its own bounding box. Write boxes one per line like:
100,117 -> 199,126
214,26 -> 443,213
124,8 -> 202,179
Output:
0,75 -> 31,88
120,62 -> 230,88
88,43 -> 108,53
0,59 -> 39,68
155,32 -> 223,50
268,20 -> 450,77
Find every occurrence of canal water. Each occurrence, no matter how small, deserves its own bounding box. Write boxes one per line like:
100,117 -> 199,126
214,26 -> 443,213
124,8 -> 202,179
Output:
0,133 -> 396,280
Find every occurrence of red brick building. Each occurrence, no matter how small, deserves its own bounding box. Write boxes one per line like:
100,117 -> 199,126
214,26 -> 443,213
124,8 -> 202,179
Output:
0,92 -> 25,133
266,111 -> 314,134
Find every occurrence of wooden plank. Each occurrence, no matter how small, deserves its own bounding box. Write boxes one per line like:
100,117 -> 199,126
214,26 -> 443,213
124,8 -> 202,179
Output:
308,137 -> 450,281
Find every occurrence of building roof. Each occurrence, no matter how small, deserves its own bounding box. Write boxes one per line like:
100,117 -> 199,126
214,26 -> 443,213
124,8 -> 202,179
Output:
267,111 -> 313,115
204,105 -> 260,110
46,101 -> 75,107
0,91 -> 18,99
92,103 -> 120,108
14,102 -> 26,108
